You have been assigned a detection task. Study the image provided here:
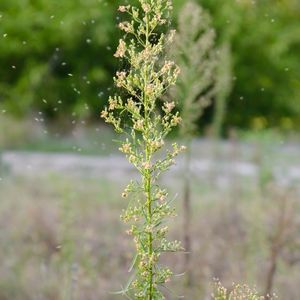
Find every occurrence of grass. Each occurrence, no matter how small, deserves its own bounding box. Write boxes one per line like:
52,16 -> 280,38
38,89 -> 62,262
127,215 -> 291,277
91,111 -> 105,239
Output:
0,170 -> 299,299
0,175 -> 126,300
1,117 -> 300,298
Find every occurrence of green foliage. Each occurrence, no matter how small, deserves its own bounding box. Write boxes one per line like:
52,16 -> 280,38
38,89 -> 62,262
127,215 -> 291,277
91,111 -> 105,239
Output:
101,1 -> 184,299
196,0 -> 300,129
0,0 -> 120,118
0,115 -> 36,147
1,0 -> 300,130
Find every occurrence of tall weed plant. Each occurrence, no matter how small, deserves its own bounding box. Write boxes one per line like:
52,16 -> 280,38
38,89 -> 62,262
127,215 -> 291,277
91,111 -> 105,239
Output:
101,0 -> 185,299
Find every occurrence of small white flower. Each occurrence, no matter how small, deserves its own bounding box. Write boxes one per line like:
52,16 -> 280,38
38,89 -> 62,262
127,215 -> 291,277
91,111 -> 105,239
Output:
114,39 -> 126,58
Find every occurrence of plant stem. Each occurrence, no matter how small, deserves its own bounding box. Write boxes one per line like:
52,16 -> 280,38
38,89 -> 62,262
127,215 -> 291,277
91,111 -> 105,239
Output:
144,98 -> 153,298
183,138 -> 192,287
144,10 -> 154,299
144,121 -> 153,299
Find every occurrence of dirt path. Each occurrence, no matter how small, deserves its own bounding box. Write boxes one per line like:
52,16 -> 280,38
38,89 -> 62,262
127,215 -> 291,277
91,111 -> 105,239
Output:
1,149 -> 300,188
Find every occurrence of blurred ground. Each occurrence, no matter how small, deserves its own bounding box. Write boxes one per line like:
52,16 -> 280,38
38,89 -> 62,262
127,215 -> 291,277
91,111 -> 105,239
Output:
2,138 -> 300,187
0,136 -> 300,299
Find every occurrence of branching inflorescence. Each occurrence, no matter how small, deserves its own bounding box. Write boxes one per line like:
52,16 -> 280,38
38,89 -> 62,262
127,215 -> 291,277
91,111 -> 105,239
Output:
101,0 -> 185,299
169,1 -> 216,138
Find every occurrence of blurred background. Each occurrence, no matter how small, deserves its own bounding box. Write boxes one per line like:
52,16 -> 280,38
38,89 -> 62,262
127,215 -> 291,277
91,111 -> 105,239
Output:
0,0 -> 300,299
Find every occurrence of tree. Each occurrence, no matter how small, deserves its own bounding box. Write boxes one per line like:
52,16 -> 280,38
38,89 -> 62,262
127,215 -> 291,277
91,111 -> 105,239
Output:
0,0 -> 120,120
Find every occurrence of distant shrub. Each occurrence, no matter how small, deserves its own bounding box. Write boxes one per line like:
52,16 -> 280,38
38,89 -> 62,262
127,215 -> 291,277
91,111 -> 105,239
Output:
0,115 -> 37,148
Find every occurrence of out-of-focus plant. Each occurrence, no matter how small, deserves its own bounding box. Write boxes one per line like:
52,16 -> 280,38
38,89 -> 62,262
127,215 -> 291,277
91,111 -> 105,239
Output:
210,43 -> 233,188
101,0 -> 185,299
198,0 -> 300,129
1,0 -> 300,130
263,185 -> 300,297
170,1 -> 216,137
0,115 -> 36,148
0,0 -> 120,119
213,280 -> 276,300
212,42 -> 232,138
168,1 -> 216,285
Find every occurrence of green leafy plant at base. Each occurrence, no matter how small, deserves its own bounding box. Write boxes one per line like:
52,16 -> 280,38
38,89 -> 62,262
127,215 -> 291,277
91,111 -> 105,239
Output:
101,1 -> 185,299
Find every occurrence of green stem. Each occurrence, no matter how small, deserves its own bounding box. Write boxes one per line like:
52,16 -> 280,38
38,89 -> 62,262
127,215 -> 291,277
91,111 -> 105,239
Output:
144,9 -> 154,299
183,138 -> 192,287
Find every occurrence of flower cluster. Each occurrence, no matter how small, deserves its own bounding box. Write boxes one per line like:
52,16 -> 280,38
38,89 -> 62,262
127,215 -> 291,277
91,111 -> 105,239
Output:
212,280 -> 277,300
114,39 -> 126,58
101,1 -> 184,299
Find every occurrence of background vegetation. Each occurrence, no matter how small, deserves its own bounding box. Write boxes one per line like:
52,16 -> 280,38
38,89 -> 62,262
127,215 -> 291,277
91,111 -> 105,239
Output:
1,0 -> 299,132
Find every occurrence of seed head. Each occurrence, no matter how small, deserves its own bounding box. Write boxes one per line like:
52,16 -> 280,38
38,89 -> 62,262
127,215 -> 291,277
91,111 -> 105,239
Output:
114,39 -> 126,58
118,21 -> 133,33
100,109 -> 108,119
142,3 -> 151,13
142,161 -> 151,170
118,5 -> 127,12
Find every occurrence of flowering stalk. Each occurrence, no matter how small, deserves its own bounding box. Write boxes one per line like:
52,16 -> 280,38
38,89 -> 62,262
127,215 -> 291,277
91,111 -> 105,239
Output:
168,1 -> 216,286
101,1 -> 184,299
